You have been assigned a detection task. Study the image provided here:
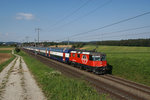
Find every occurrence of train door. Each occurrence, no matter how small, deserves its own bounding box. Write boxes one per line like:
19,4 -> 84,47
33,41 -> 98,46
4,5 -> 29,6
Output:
45,48 -> 47,56
63,52 -> 65,62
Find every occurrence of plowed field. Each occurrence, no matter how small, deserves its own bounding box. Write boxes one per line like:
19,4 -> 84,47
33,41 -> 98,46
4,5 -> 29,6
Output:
0,53 -> 11,64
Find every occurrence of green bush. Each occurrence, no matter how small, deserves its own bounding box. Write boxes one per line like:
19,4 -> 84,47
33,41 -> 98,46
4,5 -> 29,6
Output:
15,47 -> 20,53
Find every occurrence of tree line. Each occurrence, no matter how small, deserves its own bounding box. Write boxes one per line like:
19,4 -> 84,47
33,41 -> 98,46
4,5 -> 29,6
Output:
91,39 -> 150,47
12,38 -> 150,47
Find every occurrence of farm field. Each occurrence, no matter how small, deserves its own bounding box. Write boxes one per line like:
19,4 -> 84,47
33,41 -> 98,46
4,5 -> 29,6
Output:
18,51 -> 110,100
0,48 -> 13,50
0,46 -> 13,49
84,45 -> 150,86
0,53 -> 11,64
0,47 -> 14,53
0,47 -> 13,64
0,47 -> 15,72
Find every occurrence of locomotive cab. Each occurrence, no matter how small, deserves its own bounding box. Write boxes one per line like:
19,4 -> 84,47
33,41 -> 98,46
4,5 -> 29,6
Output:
89,52 -> 107,74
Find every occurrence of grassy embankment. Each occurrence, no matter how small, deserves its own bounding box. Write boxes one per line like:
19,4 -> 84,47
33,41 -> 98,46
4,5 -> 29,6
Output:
84,45 -> 150,86
0,48 -> 16,72
17,51 -> 110,100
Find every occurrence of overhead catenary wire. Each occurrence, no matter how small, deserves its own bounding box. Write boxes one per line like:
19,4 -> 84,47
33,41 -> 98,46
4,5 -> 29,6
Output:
47,0 -> 112,32
70,25 -> 150,40
79,31 -> 150,41
48,0 -> 91,28
56,11 -> 150,42
70,11 -> 150,38
53,11 -> 150,42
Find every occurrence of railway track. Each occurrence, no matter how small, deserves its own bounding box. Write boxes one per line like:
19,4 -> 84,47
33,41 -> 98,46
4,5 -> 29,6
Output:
23,49 -> 150,100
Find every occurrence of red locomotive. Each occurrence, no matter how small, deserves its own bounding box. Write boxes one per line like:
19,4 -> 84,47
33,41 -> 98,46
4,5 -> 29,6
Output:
69,50 -> 108,74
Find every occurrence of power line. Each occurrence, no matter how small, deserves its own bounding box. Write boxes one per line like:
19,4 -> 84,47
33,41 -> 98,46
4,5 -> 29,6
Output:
69,11 -> 150,38
49,0 -> 91,28
70,25 -> 150,40
47,0 -> 112,32
53,11 -> 150,42
80,31 -> 150,41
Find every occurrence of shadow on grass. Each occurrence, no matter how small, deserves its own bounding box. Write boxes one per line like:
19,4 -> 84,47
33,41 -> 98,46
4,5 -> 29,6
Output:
107,63 -> 113,74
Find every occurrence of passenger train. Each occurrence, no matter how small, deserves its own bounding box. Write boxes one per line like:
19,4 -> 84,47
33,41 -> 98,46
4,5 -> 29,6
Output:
24,47 -> 111,74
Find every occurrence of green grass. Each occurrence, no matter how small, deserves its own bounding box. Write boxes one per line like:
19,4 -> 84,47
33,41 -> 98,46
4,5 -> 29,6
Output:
0,50 -> 12,53
18,51 -> 110,100
0,55 -> 16,72
84,45 -> 150,86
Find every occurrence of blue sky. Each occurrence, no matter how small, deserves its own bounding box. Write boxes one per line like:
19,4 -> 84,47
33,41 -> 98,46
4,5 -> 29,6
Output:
0,0 -> 150,42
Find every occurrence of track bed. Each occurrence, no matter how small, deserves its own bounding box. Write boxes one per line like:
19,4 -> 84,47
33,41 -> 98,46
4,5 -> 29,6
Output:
24,49 -> 150,100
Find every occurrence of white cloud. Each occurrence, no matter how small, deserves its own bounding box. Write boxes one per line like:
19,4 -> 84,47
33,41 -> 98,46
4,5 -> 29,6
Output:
16,12 -> 34,20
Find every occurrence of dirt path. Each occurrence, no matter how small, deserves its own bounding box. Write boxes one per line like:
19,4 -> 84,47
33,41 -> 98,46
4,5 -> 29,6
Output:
0,54 -> 46,100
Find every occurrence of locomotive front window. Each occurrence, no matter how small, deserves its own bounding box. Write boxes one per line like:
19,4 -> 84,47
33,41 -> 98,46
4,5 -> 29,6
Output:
92,56 -> 100,61
91,55 -> 106,61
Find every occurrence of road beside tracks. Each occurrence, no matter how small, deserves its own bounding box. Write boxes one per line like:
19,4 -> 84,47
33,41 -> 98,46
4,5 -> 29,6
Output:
0,53 -> 46,100
24,49 -> 150,100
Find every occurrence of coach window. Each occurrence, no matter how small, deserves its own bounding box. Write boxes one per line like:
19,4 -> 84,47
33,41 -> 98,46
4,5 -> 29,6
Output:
77,54 -> 80,58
